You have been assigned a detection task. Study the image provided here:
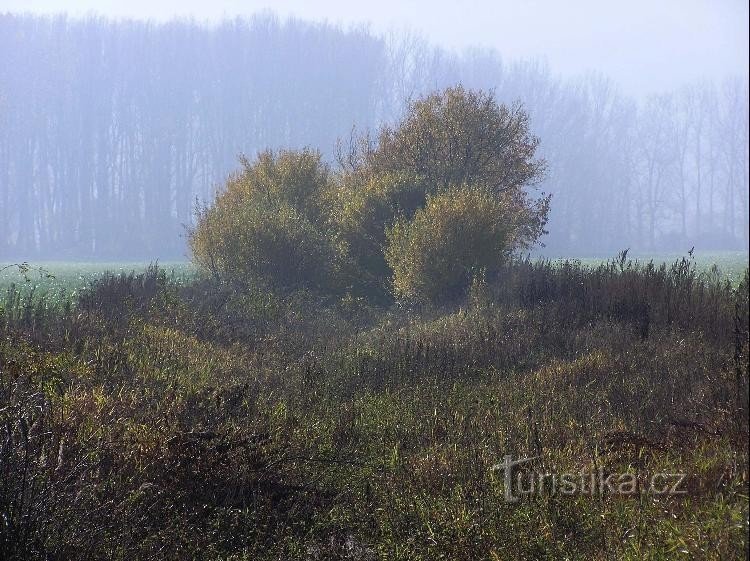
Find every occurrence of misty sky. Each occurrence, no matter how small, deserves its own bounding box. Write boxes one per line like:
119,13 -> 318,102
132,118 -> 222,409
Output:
5,0 -> 748,96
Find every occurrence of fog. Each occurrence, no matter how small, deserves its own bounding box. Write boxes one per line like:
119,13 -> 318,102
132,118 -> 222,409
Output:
0,3 -> 748,259
5,0 -> 747,97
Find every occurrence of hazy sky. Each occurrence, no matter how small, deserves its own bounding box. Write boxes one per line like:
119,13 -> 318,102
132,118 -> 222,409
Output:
5,0 -> 748,96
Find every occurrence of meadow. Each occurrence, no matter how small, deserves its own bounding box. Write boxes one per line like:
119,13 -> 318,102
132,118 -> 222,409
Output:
2,251 -> 746,297
2,20 -> 747,561
558,251 -> 750,286
0,261 -> 195,300
0,253 -> 748,560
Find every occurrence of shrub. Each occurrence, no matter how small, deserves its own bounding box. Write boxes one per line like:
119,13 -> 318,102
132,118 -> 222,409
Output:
190,149 -> 343,294
232,149 -> 330,220
331,86 -> 550,301
194,198 -> 341,293
328,171 -> 429,297
192,88 -> 551,303
367,85 -> 546,194
385,186 -> 515,303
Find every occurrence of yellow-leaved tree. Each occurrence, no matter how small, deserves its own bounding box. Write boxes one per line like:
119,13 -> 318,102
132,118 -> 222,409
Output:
190,149 -> 344,294
191,87 -> 550,304
386,186 -> 530,303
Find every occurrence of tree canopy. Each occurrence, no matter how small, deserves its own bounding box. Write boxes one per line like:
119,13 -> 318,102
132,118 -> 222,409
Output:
369,86 -> 546,193
191,87 -> 551,304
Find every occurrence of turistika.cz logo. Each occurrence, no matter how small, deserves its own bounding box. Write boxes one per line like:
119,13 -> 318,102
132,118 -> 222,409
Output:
492,455 -> 687,503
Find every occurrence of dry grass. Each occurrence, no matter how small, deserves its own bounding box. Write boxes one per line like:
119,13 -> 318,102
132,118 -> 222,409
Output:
1,257 -> 747,559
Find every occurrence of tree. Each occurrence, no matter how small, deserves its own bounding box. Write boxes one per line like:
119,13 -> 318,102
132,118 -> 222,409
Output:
332,86 -> 550,299
368,85 -> 546,194
189,149 -> 343,293
385,186 -> 526,303
4,15 -> 746,258
635,95 -> 676,249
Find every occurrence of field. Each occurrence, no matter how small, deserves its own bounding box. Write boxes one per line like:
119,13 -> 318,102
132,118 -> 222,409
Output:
2,252 -> 747,296
559,251 -> 750,286
1,254 -> 748,560
0,261 -> 195,300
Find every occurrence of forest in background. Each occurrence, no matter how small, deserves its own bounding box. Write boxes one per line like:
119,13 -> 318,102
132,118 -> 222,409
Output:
1,13 -> 748,259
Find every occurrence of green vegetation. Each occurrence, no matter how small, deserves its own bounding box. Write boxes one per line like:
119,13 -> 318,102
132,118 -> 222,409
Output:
385,187 -> 516,303
190,86 -> 549,305
189,150 -> 339,294
3,255 -> 747,295
0,261 -> 194,296
561,251 -> 749,287
1,86 -> 747,559
1,257 -> 747,559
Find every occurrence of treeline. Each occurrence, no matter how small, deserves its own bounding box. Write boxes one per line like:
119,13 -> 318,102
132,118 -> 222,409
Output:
0,13 -> 748,259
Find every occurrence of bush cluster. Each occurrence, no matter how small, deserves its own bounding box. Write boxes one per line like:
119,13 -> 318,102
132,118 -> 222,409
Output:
190,86 -> 550,304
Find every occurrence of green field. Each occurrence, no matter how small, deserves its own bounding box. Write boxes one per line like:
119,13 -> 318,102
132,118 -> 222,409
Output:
2,252 -> 746,297
557,251 -> 749,285
0,261 -> 196,303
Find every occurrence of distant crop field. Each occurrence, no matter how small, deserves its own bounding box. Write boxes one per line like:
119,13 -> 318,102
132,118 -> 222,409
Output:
0,261 -> 195,303
548,251 -> 748,285
2,252 -> 747,299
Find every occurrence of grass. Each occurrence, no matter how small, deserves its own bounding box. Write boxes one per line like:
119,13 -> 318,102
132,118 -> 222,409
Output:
548,251 -> 749,286
2,251 -> 747,298
0,261 -> 195,303
0,256 -> 748,560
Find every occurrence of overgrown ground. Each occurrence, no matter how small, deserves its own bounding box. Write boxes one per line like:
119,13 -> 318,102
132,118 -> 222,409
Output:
1,256 -> 748,560
2,252 -> 745,296
0,261 -> 195,303
559,251 -> 750,287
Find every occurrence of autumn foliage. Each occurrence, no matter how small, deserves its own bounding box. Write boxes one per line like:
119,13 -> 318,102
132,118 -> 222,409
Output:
190,86 -> 550,303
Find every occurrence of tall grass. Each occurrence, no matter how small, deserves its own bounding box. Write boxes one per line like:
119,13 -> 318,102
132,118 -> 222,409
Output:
0,257 -> 747,559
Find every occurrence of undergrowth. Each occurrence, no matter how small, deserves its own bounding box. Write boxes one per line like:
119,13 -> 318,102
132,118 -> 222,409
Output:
1,257 -> 748,560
